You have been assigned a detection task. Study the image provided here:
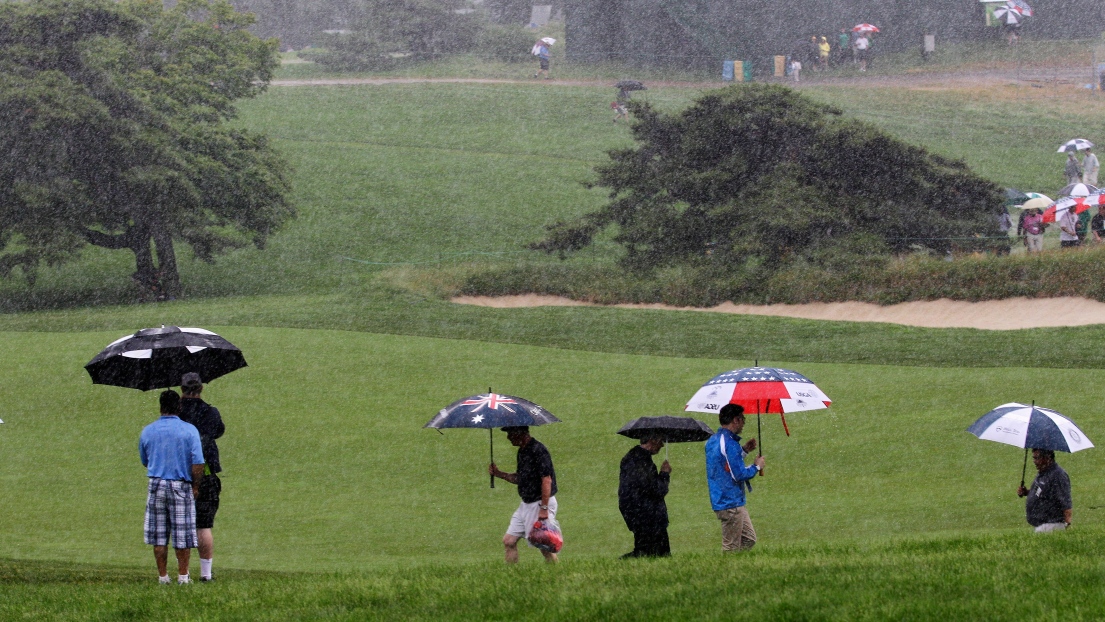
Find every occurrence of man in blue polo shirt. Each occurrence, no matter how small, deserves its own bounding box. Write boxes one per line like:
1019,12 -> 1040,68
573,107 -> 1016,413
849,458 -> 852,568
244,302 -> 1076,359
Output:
139,390 -> 204,584
704,404 -> 764,551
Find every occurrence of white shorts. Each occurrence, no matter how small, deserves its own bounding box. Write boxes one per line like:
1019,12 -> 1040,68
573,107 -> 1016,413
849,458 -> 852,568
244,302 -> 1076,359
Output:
506,496 -> 558,540
1034,522 -> 1067,533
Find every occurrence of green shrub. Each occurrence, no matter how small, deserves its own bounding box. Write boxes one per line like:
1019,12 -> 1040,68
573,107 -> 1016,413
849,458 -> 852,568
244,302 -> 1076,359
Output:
475,24 -> 535,63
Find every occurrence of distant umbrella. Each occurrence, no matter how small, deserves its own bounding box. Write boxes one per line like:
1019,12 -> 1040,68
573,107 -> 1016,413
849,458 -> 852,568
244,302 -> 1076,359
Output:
614,80 -> 647,92
1005,188 -> 1029,207
1018,196 -> 1051,211
85,326 -> 247,391
1057,182 -> 1098,198
424,391 -> 560,488
992,6 -> 1024,26
540,37 -> 556,45
852,23 -> 879,33
1058,138 -> 1094,153
1042,191 -> 1105,223
1007,0 -> 1033,16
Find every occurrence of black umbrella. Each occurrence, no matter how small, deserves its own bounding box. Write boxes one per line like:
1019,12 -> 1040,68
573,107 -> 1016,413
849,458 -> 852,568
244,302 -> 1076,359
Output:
614,80 -> 646,92
1005,188 -> 1029,207
85,325 -> 247,391
617,415 -> 713,462
425,390 -> 560,488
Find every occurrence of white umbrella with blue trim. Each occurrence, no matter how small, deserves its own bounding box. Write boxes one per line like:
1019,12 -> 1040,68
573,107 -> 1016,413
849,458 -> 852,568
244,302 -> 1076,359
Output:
968,402 -> 1093,488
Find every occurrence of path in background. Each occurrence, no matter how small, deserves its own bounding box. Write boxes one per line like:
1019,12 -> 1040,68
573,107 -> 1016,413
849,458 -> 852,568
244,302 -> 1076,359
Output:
452,295 -> 1105,330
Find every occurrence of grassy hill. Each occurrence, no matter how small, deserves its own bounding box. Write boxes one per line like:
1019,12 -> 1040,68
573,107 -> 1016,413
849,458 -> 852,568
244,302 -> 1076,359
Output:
4,44 -> 1105,620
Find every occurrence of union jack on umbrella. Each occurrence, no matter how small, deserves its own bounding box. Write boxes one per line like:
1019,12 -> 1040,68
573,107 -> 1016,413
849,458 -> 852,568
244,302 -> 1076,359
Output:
425,391 -> 559,488
685,366 -> 831,466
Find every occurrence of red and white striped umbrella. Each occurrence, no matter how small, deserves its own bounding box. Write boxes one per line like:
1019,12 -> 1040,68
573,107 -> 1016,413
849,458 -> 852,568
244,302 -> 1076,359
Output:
852,23 -> 879,33
1042,192 -> 1105,223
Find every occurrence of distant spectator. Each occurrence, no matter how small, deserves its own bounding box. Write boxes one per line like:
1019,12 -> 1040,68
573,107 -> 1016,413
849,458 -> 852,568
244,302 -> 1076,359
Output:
854,34 -> 870,72
1092,205 -> 1105,243
533,40 -> 550,79
1058,207 -> 1080,248
997,207 -> 1013,255
818,37 -> 830,70
1083,148 -> 1099,186
838,29 -> 851,65
790,59 -> 802,82
612,100 -> 628,123
1017,449 -> 1071,532
1077,208 -> 1091,242
1020,207 -> 1046,252
1065,153 -> 1083,185
808,36 -> 819,66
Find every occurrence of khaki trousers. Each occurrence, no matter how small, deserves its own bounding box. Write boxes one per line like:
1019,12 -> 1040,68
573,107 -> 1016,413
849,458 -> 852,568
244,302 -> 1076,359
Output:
715,506 -> 756,551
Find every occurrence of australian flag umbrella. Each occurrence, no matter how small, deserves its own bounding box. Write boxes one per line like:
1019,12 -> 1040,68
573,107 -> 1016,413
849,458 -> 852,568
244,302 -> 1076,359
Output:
85,326 -> 247,391
685,366 -> 831,468
425,391 -> 559,488
968,402 -> 1093,487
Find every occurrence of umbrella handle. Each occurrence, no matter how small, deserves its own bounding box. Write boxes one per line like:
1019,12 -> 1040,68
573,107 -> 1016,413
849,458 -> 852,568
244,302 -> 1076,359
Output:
490,427 -> 495,489
1020,446 -> 1028,490
757,405 -> 764,477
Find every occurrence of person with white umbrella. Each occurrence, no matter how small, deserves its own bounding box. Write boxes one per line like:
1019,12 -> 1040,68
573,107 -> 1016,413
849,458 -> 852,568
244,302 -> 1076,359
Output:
1017,449 -> 1072,532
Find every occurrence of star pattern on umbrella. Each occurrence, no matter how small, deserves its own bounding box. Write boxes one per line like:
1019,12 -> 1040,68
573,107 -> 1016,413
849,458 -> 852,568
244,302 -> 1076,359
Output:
706,367 -> 813,385
472,414 -> 484,424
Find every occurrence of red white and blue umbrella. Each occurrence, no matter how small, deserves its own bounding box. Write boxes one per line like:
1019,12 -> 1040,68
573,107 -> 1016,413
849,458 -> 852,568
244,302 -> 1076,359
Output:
425,391 -> 559,488
685,366 -> 831,459
968,402 -> 1092,486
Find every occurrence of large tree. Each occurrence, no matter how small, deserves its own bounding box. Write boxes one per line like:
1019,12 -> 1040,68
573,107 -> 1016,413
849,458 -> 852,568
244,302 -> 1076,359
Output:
534,85 -> 1004,272
0,0 -> 294,298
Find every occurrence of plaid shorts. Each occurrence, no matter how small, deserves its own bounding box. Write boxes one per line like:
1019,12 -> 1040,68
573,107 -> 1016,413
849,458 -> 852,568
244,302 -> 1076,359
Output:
144,478 -> 197,549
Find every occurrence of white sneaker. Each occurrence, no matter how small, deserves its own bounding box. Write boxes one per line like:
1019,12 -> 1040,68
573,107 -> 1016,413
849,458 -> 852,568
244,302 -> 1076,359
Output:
178,576 -> 191,584
158,576 -> 171,584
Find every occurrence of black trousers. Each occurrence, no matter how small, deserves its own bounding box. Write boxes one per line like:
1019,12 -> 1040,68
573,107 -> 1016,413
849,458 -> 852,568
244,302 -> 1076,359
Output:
623,527 -> 670,558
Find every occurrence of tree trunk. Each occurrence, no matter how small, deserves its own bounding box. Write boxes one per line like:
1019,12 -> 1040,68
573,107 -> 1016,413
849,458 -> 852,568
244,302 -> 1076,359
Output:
151,222 -> 181,299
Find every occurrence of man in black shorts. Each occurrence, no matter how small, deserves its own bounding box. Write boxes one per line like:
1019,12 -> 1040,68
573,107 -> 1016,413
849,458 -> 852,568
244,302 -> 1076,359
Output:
179,372 -> 225,581
489,426 -> 559,563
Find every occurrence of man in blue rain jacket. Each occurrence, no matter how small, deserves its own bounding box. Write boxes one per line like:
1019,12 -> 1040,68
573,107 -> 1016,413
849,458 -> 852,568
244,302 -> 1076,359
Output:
705,404 -> 764,551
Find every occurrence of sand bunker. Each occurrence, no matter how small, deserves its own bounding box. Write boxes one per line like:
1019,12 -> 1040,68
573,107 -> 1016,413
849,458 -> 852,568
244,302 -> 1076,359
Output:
451,295 -> 1105,330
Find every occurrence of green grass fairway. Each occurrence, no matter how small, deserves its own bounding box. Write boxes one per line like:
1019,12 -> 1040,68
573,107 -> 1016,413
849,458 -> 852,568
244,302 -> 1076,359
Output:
3,327 -> 1105,572
2,326 -> 1105,619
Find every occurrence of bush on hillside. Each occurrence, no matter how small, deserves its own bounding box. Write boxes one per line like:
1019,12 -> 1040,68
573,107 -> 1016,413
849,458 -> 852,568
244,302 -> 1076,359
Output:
476,24 -> 535,62
312,0 -> 483,71
532,84 -> 1006,278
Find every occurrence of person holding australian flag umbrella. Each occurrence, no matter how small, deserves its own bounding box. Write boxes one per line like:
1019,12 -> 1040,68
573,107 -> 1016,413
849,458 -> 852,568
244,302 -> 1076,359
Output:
424,391 -> 561,563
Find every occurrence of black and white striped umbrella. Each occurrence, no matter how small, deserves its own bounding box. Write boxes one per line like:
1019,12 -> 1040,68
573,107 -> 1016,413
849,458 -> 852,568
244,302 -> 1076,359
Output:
85,325 -> 247,391
992,6 -> 1024,25
1058,138 -> 1094,153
